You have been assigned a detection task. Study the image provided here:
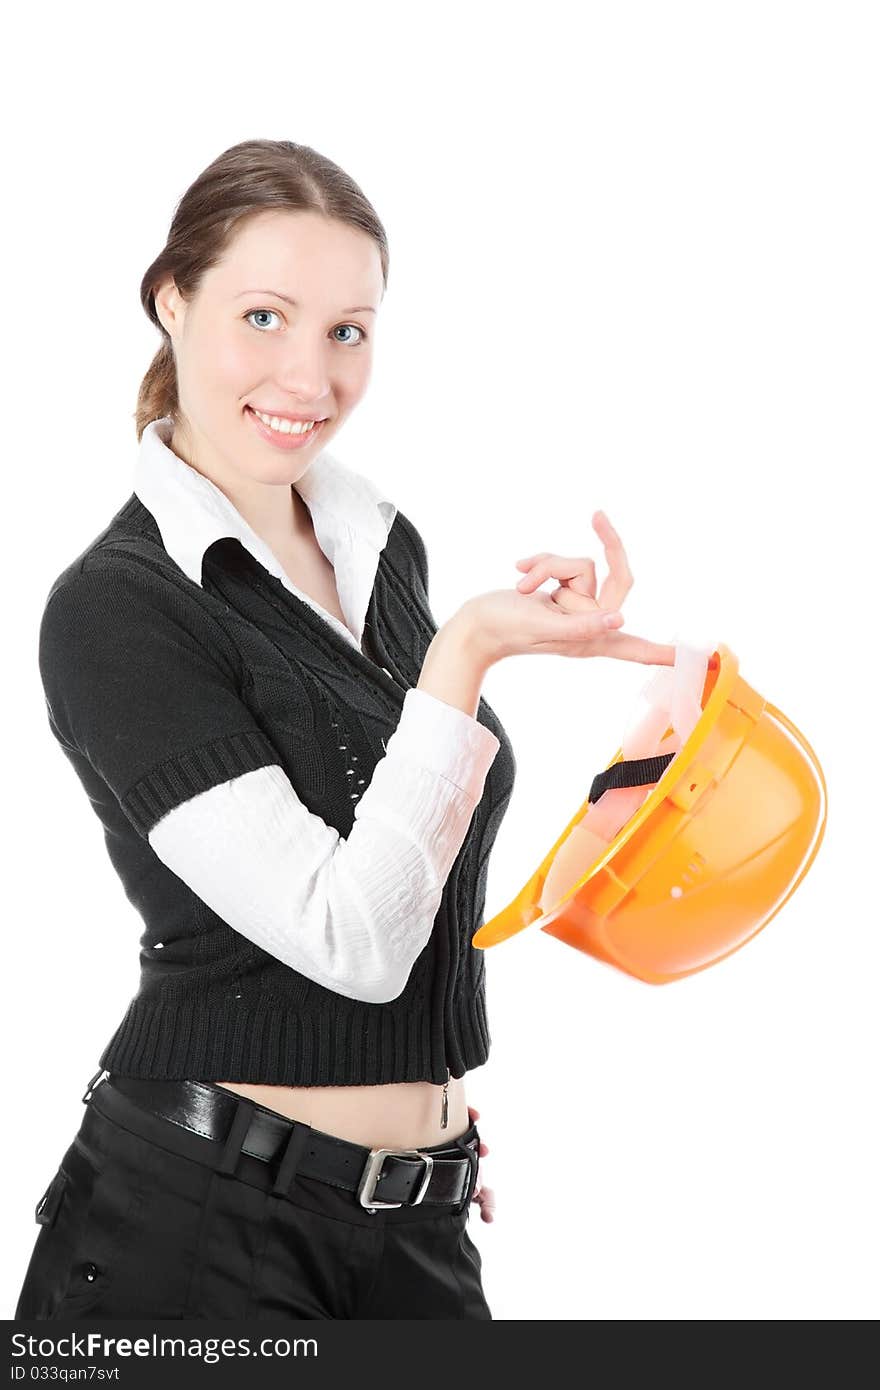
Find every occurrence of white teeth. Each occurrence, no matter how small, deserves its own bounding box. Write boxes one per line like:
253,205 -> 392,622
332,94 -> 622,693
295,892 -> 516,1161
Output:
252,408 -> 319,435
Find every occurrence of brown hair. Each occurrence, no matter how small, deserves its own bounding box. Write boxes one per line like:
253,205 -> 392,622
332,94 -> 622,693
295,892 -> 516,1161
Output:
134,139 -> 390,441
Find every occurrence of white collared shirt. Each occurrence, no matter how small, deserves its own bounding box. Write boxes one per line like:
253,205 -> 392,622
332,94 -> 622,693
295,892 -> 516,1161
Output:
135,416 -> 397,653
131,418 -> 500,1004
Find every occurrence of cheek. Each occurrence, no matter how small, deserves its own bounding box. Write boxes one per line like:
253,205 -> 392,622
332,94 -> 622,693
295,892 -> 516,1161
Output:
337,355 -> 372,407
209,331 -> 257,393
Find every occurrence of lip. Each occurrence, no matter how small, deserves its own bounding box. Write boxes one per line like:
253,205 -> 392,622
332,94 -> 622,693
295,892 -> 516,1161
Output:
247,405 -> 328,422
245,404 -> 327,450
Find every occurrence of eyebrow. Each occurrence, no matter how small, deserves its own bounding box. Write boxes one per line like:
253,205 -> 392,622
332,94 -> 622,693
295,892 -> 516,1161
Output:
236,289 -> 377,314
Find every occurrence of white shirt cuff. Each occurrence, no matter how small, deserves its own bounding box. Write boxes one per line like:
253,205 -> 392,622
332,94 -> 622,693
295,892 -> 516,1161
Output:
383,686 -> 501,802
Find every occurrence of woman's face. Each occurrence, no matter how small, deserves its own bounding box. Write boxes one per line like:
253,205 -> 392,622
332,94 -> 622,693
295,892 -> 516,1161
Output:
154,208 -> 383,484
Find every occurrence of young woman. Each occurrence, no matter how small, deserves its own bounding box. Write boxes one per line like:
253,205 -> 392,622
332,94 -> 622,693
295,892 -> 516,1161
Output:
15,138 -> 674,1321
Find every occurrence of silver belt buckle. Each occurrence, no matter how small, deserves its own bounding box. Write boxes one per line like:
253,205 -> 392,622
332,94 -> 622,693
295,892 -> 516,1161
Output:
358,1147 -> 434,1211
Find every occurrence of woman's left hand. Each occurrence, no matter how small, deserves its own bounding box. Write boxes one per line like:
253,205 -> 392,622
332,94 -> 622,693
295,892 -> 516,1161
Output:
514,510 -> 631,612
514,512 -> 675,669
467,1104 -> 495,1222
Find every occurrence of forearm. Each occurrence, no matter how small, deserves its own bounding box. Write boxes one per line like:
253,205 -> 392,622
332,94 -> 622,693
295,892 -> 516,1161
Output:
416,612 -> 491,720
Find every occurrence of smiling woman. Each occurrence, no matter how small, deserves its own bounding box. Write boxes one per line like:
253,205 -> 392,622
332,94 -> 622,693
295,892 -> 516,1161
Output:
16,137 -> 506,1322
149,205 -> 385,514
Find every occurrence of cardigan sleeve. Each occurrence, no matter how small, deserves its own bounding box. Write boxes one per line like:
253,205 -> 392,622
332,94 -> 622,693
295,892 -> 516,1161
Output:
38,560 -> 500,1004
38,561 -> 282,835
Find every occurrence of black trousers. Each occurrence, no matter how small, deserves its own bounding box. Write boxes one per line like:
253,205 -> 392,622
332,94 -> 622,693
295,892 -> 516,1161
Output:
14,1072 -> 491,1320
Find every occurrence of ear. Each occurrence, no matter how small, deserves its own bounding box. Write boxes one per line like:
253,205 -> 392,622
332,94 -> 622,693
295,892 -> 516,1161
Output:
153,275 -> 185,339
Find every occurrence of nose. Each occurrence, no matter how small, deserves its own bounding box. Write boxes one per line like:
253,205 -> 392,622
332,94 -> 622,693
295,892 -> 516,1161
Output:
275,334 -> 331,405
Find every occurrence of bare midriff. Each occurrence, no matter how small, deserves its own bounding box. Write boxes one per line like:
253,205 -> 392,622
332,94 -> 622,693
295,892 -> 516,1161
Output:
211,1077 -> 470,1150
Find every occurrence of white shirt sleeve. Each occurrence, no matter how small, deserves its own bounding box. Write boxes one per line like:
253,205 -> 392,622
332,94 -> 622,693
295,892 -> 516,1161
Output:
147,687 -> 501,1004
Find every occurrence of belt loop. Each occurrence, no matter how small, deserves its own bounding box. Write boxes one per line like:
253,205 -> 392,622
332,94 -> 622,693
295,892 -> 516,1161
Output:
82,1068 -> 108,1104
270,1122 -> 311,1198
216,1098 -> 255,1176
452,1133 -> 480,1215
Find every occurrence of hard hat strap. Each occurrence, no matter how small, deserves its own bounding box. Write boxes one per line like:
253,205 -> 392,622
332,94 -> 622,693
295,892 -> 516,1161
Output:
588,753 -> 676,805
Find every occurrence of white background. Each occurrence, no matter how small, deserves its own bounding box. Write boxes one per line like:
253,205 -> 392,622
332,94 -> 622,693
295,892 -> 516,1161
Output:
3,0 -> 876,1321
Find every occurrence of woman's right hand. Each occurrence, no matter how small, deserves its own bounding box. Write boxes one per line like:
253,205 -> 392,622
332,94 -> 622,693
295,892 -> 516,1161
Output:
453,511 -> 676,670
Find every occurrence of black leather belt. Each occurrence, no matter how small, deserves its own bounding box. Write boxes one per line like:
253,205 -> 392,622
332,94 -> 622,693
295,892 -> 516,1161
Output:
84,1070 -> 480,1214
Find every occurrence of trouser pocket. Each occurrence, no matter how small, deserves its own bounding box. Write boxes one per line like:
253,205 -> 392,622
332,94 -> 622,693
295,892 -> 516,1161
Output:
15,1137 -> 149,1320
16,1140 -> 100,1319
34,1167 -> 68,1229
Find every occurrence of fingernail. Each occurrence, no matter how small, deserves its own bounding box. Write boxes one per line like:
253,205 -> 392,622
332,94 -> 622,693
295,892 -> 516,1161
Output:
604,612 -> 623,626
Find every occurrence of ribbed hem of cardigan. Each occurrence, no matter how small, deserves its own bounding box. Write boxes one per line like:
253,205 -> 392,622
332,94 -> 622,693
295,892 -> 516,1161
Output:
97,986 -> 490,1087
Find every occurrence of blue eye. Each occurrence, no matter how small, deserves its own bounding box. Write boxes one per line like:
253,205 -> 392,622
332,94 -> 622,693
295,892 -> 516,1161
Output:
333,324 -> 368,346
245,309 -> 282,331
244,309 -> 368,344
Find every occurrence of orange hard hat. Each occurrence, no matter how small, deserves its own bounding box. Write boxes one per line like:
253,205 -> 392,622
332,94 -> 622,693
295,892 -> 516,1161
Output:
472,643 -> 827,984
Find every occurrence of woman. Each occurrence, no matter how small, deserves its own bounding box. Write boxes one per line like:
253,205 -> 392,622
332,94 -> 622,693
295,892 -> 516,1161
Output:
15,138 -> 674,1321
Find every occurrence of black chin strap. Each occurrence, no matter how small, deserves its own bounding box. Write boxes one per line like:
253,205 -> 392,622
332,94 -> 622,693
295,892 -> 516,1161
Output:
588,753 -> 676,805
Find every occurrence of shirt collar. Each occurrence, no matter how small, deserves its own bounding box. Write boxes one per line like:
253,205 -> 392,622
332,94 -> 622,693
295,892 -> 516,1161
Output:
133,415 -> 397,645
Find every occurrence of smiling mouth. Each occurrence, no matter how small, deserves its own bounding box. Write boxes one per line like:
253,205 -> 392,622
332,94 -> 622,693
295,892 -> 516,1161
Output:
245,405 -> 327,436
